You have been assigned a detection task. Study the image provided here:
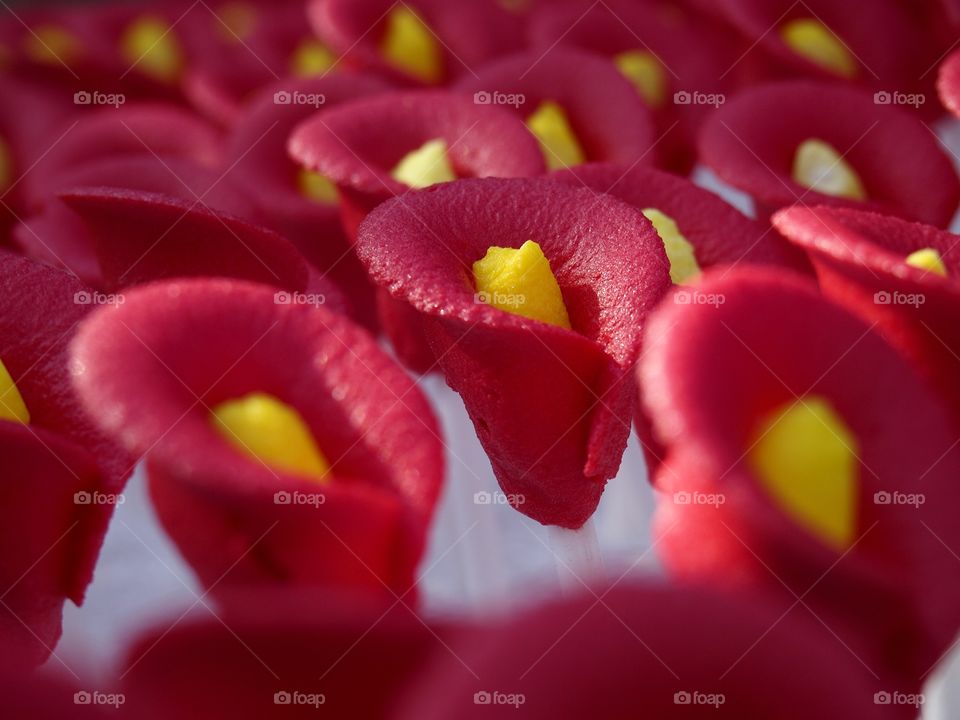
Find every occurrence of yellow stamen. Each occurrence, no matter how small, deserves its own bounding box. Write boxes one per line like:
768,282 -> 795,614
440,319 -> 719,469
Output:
642,208 -> 700,284
297,169 -> 339,204
526,101 -> 586,171
381,6 -> 443,83
780,18 -> 857,78
792,139 -> 866,200
291,39 -> 335,77
473,240 -> 572,329
0,358 -> 29,424
749,397 -> 858,550
390,138 -> 456,189
615,50 -> 668,108
121,16 -> 185,82
211,393 -> 329,481
905,248 -> 948,276
25,25 -> 80,65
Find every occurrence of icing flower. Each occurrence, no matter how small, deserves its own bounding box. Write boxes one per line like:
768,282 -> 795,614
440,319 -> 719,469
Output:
397,583 -> 889,719
527,0 -> 743,172
356,177 -> 671,528
118,589 -> 444,719
287,89 -> 545,238
454,48 -> 658,171
640,267 -> 960,684
306,0 -> 524,86
70,278 -> 444,600
772,204 -> 960,421
0,252 -> 131,667
699,81 -> 960,226
15,154 -> 254,286
224,73 -> 390,328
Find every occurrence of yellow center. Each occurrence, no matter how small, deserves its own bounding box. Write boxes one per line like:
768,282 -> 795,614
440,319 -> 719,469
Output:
121,16 -> 185,82
381,6 -> 443,83
748,397 -> 858,550
472,240 -> 571,329
298,169 -> 339,204
211,392 -> 330,481
526,101 -> 586,171
642,208 -> 700,284
780,18 -> 857,78
615,50 -> 668,108
25,25 -> 81,65
792,139 -> 866,200
0,358 -> 29,424
905,248 -> 948,276
216,2 -> 257,42
0,136 -> 12,193
291,39 -> 336,77
390,138 -> 456,189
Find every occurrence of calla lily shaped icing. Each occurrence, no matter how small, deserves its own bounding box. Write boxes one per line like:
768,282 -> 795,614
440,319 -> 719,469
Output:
0,251 -> 132,668
70,278 -> 443,599
772,204 -> 960,422
454,48 -> 658,171
699,81 -> 960,227
398,583 -> 890,719
640,267 -> 960,685
356,177 -> 672,528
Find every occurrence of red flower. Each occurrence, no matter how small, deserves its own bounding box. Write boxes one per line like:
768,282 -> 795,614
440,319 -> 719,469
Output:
454,48 -> 658,168
699,81 -> 960,226
307,0 -> 525,86
56,188 -> 347,316
709,0 -> 930,94
0,252 -> 131,668
15,155 -> 254,286
118,589 -> 447,720
356,177 -> 671,528
287,89 -> 545,238
639,267 -> 960,684
223,73 -> 391,328
397,583 -> 890,719
527,0 -> 744,172
70,278 -> 444,600
773,204 -> 960,420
